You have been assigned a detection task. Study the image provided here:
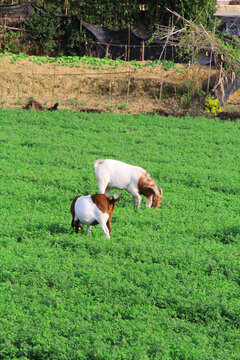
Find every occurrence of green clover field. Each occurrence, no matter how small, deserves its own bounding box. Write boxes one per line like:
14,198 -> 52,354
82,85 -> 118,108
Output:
0,109 -> 240,359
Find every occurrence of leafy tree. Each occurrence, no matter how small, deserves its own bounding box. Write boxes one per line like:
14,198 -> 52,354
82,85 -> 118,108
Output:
5,0 -> 218,29
2,0 -> 218,56
25,9 -> 63,55
143,0 -> 217,28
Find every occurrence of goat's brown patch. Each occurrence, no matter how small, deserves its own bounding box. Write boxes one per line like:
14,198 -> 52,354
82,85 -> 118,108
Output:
138,172 -> 162,209
91,194 -> 111,213
152,190 -> 163,209
138,172 -> 158,197
91,194 -> 118,234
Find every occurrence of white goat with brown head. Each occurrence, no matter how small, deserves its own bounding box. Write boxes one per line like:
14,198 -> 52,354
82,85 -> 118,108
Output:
94,159 -> 162,209
70,193 -> 119,239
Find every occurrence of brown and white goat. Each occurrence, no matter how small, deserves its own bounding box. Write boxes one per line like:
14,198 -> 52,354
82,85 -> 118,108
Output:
94,159 -> 163,209
70,193 -> 119,239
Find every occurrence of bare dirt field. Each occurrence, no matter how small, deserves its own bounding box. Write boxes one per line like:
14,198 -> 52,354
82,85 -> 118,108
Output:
0,55 -> 239,116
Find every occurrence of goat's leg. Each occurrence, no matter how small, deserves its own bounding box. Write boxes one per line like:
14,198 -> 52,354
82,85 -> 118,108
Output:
86,226 -> 92,234
106,218 -> 111,235
132,192 -> 142,208
75,220 -> 80,234
97,181 -> 108,194
133,196 -> 138,207
101,224 -> 110,239
129,186 -> 142,209
98,219 -> 110,239
135,194 -> 142,209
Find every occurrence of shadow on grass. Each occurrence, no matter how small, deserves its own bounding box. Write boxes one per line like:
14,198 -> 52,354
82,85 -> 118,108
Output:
50,237 -> 82,250
198,226 -> 240,244
25,222 -> 69,235
212,226 -> 240,244
46,223 -> 69,234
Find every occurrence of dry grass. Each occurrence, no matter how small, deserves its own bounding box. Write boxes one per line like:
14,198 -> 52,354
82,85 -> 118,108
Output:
0,55 -> 220,114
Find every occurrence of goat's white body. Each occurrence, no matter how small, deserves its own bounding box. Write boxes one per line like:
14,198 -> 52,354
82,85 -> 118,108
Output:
95,159 -> 142,191
74,195 -> 110,238
94,159 -> 146,207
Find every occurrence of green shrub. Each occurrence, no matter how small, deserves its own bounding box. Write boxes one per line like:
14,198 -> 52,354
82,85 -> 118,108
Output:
25,10 -> 63,56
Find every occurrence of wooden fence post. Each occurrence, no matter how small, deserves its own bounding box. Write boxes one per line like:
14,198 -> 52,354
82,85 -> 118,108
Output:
52,64 -> 56,103
17,73 -> 20,103
106,45 -> 109,58
109,78 -> 112,100
141,41 -> 145,61
126,71 -> 131,105
124,45 -> 127,61
128,23 -> 130,61
32,66 -> 35,99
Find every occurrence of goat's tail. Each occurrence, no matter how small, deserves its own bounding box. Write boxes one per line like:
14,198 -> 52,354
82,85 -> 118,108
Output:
70,196 -> 80,227
94,158 -> 105,169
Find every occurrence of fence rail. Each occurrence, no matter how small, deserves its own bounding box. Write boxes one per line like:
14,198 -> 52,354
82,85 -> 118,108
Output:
0,68 -> 181,109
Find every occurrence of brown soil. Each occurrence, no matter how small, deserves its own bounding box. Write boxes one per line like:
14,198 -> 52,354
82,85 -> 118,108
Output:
0,55 -> 233,116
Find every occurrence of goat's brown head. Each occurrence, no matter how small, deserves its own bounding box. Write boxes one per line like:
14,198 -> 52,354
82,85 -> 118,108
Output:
146,189 -> 163,209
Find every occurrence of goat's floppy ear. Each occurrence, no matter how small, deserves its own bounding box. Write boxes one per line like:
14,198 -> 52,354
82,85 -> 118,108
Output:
146,194 -> 153,208
160,188 -> 163,195
113,193 -> 120,201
